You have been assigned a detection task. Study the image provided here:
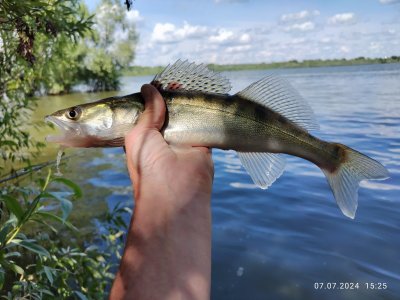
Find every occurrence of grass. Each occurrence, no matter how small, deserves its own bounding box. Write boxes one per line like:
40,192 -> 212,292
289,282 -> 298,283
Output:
122,56 -> 400,77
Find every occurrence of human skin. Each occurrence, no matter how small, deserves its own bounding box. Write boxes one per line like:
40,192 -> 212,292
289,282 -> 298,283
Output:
109,84 -> 214,300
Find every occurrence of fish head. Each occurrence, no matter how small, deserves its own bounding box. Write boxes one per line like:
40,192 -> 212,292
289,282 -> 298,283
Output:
45,95 -> 144,147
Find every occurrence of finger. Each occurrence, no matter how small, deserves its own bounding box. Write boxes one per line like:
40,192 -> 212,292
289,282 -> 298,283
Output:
125,84 -> 166,158
124,84 -> 167,182
138,84 -> 166,130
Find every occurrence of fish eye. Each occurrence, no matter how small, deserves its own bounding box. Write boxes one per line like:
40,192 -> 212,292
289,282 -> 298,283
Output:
66,107 -> 81,120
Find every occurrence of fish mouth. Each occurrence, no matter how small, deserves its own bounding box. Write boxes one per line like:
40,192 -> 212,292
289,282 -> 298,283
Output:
45,115 -> 80,144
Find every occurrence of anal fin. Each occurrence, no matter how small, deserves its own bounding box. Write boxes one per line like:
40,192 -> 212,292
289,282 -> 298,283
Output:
237,152 -> 286,189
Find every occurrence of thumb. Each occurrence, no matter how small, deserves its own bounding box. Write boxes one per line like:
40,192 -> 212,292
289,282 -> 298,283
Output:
137,84 -> 166,130
124,84 -> 167,185
124,83 -> 166,159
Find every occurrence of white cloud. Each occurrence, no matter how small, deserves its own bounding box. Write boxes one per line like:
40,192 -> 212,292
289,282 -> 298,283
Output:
320,37 -> 331,43
328,13 -> 356,25
137,22 -> 258,65
379,0 -> 400,4
259,50 -> 273,59
208,29 -> 251,44
126,10 -> 142,24
340,45 -> 350,53
239,33 -> 251,43
225,44 -> 252,53
209,29 -> 234,43
133,6 -> 399,66
151,22 -> 208,43
284,21 -> 315,32
290,38 -> 307,44
280,10 -> 320,22
370,41 -> 382,51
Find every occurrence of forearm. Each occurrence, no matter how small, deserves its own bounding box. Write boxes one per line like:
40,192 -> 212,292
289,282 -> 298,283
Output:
112,84 -> 214,299
110,187 -> 212,300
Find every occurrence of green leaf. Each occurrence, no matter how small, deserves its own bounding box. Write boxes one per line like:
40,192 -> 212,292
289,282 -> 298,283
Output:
31,217 -> 58,233
52,177 -> 82,198
0,269 -> 4,290
40,289 -> 54,296
1,195 -> 24,221
15,232 -> 27,240
34,211 -> 77,231
1,140 -> 18,147
74,291 -> 88,300
11,239 -> 50,257
46,192 -> 74,221
0,223 -> 13,245
43,266 -> 54,285
85,245 -> 99,252
60,198 -> 73,221
21,194 -> 42,224
3,261 -> 24,275
4,252 -> 22,258
12,264 -> 25,275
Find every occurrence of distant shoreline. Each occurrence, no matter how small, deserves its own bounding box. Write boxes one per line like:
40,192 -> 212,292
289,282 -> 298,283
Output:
122,56 -> 400,77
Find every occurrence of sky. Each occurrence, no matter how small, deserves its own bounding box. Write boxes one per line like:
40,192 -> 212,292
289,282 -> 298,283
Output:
84,0 -> 400,66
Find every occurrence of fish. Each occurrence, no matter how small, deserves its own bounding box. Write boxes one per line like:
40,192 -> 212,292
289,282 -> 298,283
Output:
45,60 -> 389,219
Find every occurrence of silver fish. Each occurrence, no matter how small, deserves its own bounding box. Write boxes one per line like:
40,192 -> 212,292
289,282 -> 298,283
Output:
46,60 -> 389,218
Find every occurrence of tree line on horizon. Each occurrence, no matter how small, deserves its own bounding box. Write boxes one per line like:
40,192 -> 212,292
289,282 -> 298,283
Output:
123,56 -> 400,76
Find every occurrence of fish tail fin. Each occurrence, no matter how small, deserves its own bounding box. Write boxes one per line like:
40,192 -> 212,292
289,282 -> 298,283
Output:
322,144 -> 389,219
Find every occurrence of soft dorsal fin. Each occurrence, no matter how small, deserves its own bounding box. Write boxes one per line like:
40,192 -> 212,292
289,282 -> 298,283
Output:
151,59 -> 231,94
236,75 -> 319,131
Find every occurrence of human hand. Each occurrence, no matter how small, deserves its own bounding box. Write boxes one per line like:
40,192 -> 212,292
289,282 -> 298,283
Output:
110,84 -> 214,300
125,84 -> 214,215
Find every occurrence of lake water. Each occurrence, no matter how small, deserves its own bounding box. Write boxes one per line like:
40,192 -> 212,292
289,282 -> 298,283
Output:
33,63 -> 400,299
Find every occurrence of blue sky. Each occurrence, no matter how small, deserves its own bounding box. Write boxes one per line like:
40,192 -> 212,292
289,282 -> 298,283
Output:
85,0 -> 400,66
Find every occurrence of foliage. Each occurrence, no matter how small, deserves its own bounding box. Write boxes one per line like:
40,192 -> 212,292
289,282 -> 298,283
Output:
31,4 -> 93,95
0,0 -> 138,170
76,0 -> 138,91
122,65 -> 165,77
32,0 -> 139,94
0,0 -> 92,171
0,1 -> 136,298
0,170 -> 131,298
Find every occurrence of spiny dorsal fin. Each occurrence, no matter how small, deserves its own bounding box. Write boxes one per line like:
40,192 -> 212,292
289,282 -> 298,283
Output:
151,59 -> 231,94
236,75 -> 319,131
237,152 -> 286,189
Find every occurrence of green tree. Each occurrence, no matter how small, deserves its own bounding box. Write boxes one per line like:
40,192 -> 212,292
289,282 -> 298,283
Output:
77,0 -> 138,91
1,2 -> 135,297
31,4 -> 93,95
0,0 -> 91,172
